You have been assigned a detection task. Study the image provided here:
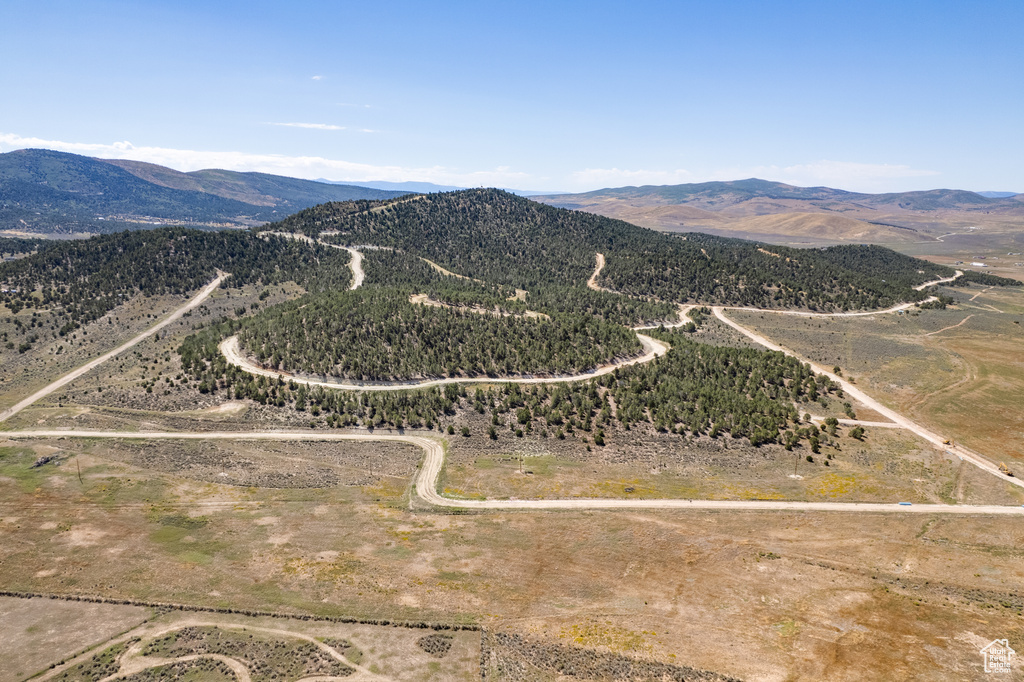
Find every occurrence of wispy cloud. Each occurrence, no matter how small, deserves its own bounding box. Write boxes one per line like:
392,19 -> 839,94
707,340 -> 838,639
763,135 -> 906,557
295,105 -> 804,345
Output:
311,75 -> 323,81
267,122 -> 345,131
0,133 -> 532,187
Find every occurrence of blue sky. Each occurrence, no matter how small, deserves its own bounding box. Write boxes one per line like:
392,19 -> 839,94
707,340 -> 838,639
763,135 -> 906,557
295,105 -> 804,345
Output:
2,0 -> 1021,193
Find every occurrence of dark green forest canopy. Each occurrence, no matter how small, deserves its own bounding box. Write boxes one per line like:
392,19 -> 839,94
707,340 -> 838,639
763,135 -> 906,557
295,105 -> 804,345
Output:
0,237 -> 49,257
949,269 -> 1022,287
600,330 -> 840,444
233,288 -> 643,381
0,227 -> 351,324
357,248 -> 681,326
6,188 -> 1018,448
179,320 -> 838,447
600,238 -> 956,311
261,188 -> 958,310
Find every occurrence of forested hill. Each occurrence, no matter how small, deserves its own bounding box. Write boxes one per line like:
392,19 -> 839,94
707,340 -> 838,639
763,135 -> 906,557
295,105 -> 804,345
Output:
262,188 -> 958,311
0,149 -> 408,234
0,227 -> 352,326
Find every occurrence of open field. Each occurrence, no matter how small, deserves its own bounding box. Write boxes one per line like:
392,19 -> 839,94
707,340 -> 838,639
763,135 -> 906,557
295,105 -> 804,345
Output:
4,234 -> 1024,678
443,415 -> 1024,507
0,597 -> 151,682
728,283 -> 1024,468
1,438 -> 1023,680
0,280 -> 304,418
4,597 -> 480,682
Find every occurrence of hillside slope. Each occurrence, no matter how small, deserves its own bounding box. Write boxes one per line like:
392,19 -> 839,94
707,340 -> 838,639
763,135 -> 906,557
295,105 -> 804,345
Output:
535,179 -> 1024,243
0,149 -> 408,234
264,188 -> 958,310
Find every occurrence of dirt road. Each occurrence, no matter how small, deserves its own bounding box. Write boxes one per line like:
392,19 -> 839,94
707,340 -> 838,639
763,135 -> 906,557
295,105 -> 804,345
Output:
409,293 -> 550,320
924,314 -> 974,336
0,273 -> 229,424
914,270 -> 963,291
4,429 -> 1021,515
343,246 -> 364,289
586,252 -> 612,293
260,230 -> 363,289
712,306 -> 1024,491
721,270 -> 962,319
218,333 -> 668,391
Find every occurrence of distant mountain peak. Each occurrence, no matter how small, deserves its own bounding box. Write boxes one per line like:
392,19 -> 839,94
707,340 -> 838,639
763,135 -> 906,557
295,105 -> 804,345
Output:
0,148 -> 409,234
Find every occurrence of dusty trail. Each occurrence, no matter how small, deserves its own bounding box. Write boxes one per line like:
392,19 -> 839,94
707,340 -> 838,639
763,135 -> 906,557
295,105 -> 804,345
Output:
419,256 -> 484,283
586,252 -> 614,293
38,616 -> 383,682
6,251 -> 1015,517
969,287 -> 992,301
117,620 -> 383,680
260,231 -> 362,289
0,273 -> 229,423
712,307 -> 1024,491
219,247 -> 684,390
4,429 -> 1021,515
343,246 -> 364,289
913,271 -> 962,291
218,333 -> 668,391
409,293 -> 550,320
721,269 -> 961,319
924,314 -> 974,337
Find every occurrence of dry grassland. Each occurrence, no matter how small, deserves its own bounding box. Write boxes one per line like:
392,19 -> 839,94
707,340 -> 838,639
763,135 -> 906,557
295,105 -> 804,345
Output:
4,276 -> 1024,679
0,597 -> 150,682
12,603 -> 479,681
728,284 -> 1024,467
2,434 -> 1023,680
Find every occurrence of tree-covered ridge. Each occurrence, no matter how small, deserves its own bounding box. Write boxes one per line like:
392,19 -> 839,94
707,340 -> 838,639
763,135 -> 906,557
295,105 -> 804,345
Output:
233,288 -> 643,381
601,331 -> 840,445
598,235 -> 956,311
178,318 -> 838,449
267,189 -> 610,288
0,237 -> 49,258
263,188 -> 960,311
950,270 -> 1022,287
357,249 -> 681,326
0,148 -> 407,234
0,227 -> 352,323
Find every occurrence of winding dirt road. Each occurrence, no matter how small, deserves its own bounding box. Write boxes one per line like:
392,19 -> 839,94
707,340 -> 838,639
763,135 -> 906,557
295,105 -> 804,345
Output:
220,245 -> 681,390
712,306 -> 1024,491
4,429 -> 1020,515
343,246 -> 364,289
0,273 -> 229,424
586,252 -> 613,293
4,248 -> 1015,517
260,231 -> 363,289
218,333 -> 669,391
721,269 -> 962,318
586,252 -> 1013,490
913,271 -> 962,291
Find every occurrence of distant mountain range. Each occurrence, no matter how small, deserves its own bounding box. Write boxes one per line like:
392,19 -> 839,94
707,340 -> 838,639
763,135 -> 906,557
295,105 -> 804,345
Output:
534,179 -> 1024,244
0,149 -> 408,234
2,149 -> 1021,245
317,178 -> 563,197
317,179 -> 466,194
